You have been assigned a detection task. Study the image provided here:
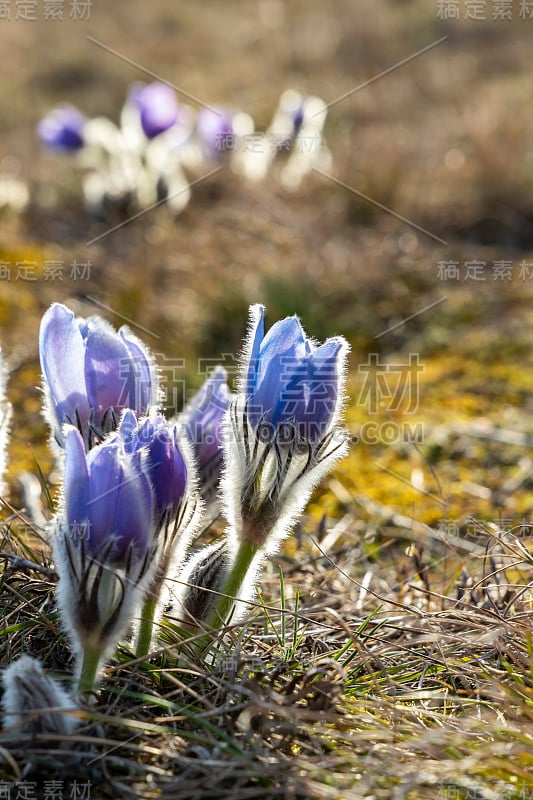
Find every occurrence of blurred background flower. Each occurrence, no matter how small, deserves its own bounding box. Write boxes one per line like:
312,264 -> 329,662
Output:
37,106 -> 87,152
35,81 -> 329,218
129,81 -> 181,140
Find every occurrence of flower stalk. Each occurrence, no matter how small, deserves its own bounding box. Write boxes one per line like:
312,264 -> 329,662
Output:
207,537 -> 257,630
136,596 -> 159,660
77,641 -> 103,695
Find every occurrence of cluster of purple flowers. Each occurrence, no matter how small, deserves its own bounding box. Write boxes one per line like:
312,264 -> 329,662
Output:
1,301 -> 349,700
37,83 -> 332,217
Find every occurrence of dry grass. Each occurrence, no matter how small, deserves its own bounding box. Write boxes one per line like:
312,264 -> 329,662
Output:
1,502 -> 533,799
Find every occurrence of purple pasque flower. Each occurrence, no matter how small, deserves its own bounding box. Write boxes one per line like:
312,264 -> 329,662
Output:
245,304 -> 346,444
196,107 -> 234,158
63,426 -> 153,562
129,81 -> 180,139
120,411 -> 187,522
37,106 -> 87,151
222,304 -> 349,551
54,426 -> 156,678
117,410 -> 203,644
39,303 -> 159,450
183,366 -> 230,499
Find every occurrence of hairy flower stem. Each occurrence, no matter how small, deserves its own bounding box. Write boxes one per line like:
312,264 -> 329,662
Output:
207,537 -> 258,633
136,596 -> 158,658
77,643 -> 102,695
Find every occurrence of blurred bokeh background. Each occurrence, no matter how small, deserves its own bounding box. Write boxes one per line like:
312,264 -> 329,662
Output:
2,0 -> 533,542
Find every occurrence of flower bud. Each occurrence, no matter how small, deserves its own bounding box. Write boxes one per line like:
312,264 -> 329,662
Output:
182,366 -> 230,510
196,107 -> 235,159
129,82 -> 180,139
171,542 -> 231,629
37,106 -> 86,151
223,304 -> 349,551
2,656 -> 79,737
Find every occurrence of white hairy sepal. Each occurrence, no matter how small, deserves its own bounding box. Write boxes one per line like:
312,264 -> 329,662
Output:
141,491 -> 204,640
261,429 -> 350,555
236,303 -> 264,397
220,396 -> 350,554
165,539 -> 262,633
40,376 -> 64,457
53,518 -> 156,677
2,655 -> 79,736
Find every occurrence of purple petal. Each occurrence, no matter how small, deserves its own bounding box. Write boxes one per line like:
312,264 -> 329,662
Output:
85,438 -> 152,559
250,316 -> 310,427
258,316 -> 310,366
132,415 -> 165,449
292,104 -> 304,133
85,441 -> 123,547
63,426 -> 89,530
187,366 -> 229,426
84,319 -> 134,428
39,303 -> 91,431
147,424 -> 187,517
118,409 -> 139,450
285,338 -> 344,441
112,453 -> 152,558
186,366 -> 229,463
119,327 -> 155,414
